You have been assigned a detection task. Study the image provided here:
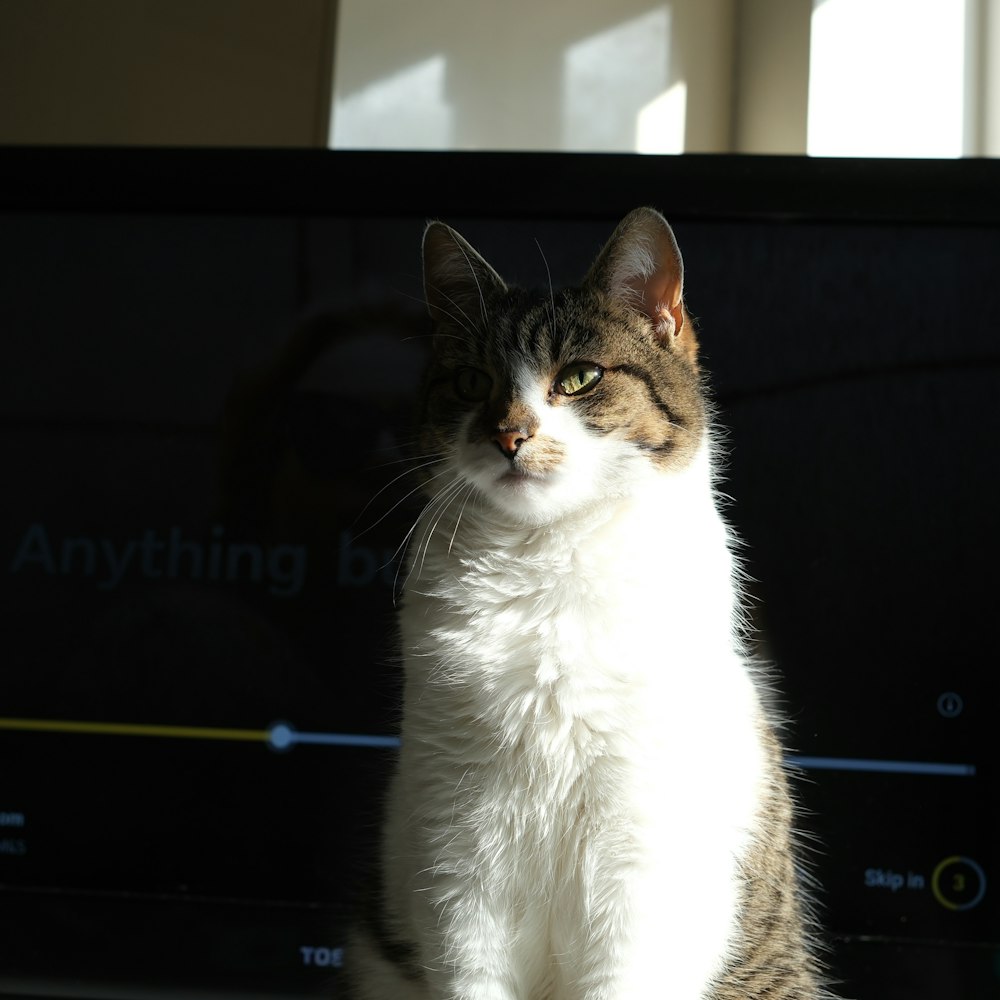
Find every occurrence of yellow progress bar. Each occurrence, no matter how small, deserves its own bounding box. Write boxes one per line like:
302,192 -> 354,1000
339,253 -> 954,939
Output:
0,717 -> 268,743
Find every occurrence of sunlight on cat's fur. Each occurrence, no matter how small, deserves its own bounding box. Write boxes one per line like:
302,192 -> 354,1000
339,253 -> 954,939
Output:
348,209 -> 835,1000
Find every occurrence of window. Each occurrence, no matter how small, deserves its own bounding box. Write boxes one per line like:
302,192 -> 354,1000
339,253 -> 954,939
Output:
808,0 -> 977,157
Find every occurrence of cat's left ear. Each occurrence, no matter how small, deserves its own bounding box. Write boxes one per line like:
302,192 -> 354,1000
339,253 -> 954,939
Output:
422,221 -> 507,331
587,207 -> 695,361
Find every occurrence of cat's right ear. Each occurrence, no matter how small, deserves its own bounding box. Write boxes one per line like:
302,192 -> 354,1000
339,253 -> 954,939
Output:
586,207 -> 696,363
422,222 -> 507,331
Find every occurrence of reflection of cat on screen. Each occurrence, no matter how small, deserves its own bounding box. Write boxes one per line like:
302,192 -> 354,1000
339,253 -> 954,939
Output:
351,209 -> 832,999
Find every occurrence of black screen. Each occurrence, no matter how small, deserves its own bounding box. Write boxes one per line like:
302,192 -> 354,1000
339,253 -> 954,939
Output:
1,149 -> 999,998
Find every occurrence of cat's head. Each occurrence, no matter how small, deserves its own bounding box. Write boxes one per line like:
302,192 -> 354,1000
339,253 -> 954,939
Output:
418,207 -> 706,525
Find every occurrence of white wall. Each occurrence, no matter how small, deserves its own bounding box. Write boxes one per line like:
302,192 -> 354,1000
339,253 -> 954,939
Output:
330,0 -> 738,153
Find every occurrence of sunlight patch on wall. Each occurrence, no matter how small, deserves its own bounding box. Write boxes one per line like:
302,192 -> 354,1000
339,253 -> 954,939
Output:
562,6 -> 678,152
637,80 -> 687,154
330,55 -> 451,149
807,0 -> 969,157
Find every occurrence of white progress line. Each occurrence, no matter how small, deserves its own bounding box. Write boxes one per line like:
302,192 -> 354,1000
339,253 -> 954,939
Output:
787,755 -> 976,778
267,724 -> 400,751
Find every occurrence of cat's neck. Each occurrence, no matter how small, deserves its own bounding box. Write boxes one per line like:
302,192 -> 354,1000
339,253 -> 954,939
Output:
400,439 -> 748,709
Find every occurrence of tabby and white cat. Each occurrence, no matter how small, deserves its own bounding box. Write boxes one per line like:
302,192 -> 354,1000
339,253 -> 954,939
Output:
350,209 -> 828,999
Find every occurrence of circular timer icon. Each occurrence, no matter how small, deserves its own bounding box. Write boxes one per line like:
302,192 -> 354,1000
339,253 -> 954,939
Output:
931,856 -> 987,911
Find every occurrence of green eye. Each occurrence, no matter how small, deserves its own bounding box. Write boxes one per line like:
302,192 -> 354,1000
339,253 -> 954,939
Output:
556,363 -> 603,397
454,366 -> 493,402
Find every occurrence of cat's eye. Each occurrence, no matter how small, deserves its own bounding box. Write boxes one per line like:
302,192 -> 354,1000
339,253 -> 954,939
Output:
555,363 -> 604,397
453,366 -> 493,402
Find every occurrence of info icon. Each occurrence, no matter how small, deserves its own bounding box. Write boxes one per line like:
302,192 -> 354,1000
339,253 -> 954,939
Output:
937,692 -> 964,718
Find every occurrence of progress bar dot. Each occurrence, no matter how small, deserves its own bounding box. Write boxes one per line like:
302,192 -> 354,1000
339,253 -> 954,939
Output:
268,724 -> 295,751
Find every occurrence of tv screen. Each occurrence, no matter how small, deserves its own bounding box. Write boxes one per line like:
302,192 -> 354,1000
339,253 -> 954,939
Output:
1,148 -> 998,998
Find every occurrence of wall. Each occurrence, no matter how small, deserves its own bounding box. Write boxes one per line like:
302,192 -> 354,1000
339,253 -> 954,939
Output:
982,0 -> 1000,155
330,0 -> 742,153
0,0 -> 336,146
732,0 -> 811,154
0,0 -> 812,153
3,0 -> 991,156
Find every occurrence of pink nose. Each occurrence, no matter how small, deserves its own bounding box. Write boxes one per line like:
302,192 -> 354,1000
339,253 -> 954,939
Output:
492,429 -> 531,458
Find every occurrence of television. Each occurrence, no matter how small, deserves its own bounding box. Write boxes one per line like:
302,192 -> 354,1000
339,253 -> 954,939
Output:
1,147 -> 998,998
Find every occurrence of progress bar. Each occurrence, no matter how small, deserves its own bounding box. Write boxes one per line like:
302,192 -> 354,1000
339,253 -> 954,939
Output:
0,718 -> 977,774
787,755 -> 976,777
0,717 -> 400,752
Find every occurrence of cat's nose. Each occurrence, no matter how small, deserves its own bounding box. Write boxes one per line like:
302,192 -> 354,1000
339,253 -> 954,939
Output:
492,429 -> 532,459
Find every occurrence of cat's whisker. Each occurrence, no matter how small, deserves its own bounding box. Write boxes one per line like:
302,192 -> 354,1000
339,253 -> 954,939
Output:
359,477 -> 452,561
389,516 -> 423,593
388,292 -> 471,343
391,480 -> 470,602
535,237 -> 558,341
352,460 -> 452,539
449,238 -> 490,328
422,479 -> 468,560
366,450 -> 446,471
394,474 -> 467,598
415,477 -> 468,579
398,332 -> 466,345
446,482 -> 477,555
357,439 -> 431,468
390,513 -> 429,606
387,280 -> 478,339
423,280 -> 479,337
362,454 -> 445,486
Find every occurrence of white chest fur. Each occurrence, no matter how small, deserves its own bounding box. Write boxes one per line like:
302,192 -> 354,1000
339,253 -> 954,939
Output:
390,449 -> 767,999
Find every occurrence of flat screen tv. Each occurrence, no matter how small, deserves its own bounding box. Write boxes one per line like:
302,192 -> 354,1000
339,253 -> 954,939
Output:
1,147 -> 998,998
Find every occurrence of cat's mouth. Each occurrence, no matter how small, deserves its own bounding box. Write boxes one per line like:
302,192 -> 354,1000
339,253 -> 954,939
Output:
497,465 -> 547,486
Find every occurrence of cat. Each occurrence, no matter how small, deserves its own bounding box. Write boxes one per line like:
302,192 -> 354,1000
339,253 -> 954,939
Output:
348,208 -> 830,999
